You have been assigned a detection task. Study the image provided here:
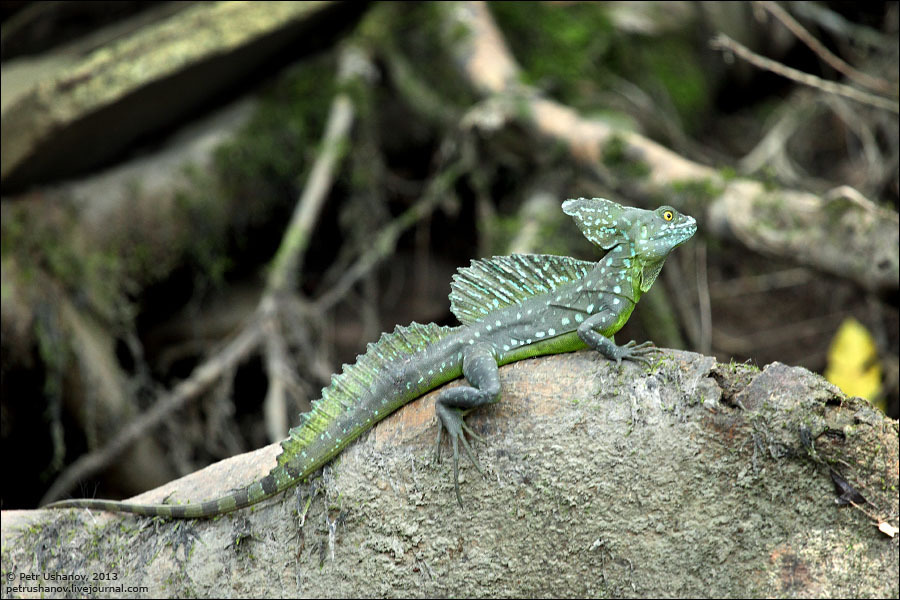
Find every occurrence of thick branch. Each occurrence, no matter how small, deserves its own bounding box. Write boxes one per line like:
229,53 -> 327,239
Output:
12,352 -> 898,597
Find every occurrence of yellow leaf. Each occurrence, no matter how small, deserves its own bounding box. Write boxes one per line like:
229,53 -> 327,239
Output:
824,317 -> 881,402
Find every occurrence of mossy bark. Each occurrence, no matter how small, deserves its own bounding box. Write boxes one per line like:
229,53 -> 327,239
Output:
4,351 -> 896,598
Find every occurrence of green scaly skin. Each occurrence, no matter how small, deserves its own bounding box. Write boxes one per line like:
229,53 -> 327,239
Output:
45,198 -> 696,517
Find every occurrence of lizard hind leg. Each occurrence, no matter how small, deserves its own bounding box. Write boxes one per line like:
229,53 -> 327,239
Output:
434,342 -> 500,506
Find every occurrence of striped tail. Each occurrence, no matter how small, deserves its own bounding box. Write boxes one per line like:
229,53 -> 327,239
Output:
44,463 -> 301,518
45,322 -> 457,519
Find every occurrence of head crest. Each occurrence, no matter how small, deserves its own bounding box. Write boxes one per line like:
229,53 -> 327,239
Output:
561,197 -> 625,249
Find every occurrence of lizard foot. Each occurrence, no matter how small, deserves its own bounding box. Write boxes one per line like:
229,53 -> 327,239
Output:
612,340 -> 660,366
434,405 -> 485,506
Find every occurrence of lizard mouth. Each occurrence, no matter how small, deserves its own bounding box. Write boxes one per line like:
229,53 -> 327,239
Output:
664,217 -> 697,237
661,217 -> 697,247
677,217 -> 697,234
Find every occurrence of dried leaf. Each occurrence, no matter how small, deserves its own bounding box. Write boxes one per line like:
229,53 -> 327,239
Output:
829,468 -> 866,505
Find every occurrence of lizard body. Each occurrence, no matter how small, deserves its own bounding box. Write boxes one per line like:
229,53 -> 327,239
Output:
46,198 -> 696,517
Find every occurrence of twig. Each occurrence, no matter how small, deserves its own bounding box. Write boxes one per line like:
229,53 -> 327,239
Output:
261,296 -> 290,441
266,46 -> 364,294
695,242 -> 711,355
738,98 -> 818,176
710,33 -> 898,114
819,94 -> 892,189
40,322 -> 264,505
755,1 -> 895,95
313,154 -> 467,312
661,254 -> 701,350
383,47 -> 460,127
260,46 -> 366,440
790,1 -> 896,51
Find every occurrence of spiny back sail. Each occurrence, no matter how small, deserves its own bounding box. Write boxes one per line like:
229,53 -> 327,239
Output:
275,321 -> 454,472
449,254 -> 594,325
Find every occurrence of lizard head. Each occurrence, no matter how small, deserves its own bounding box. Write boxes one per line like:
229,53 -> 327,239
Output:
562,197 -> 697,291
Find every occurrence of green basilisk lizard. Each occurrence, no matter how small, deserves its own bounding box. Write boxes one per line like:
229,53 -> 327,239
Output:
46,197 -> 696,517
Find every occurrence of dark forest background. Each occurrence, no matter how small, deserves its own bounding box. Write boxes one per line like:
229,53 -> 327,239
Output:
1,1 -> 897,512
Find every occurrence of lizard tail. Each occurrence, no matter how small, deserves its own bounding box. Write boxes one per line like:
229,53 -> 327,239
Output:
46,321 -> 459,519
44,464 -> 301,518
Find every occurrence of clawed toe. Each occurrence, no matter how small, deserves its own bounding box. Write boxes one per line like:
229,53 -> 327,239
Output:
435,407 -> 485,506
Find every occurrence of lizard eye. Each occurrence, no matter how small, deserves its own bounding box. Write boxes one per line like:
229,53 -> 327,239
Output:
662,209 -> 674,222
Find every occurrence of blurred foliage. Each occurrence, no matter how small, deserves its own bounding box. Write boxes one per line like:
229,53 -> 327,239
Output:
491,2 -> 709,131
490,1 -> 615,105
213,55 -> 337,235
1,203 -> 131,328
625,36 -> 710,132
370,2 -> 480,115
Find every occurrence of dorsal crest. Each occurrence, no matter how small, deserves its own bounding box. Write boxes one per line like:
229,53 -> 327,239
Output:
449,254 -> 594,325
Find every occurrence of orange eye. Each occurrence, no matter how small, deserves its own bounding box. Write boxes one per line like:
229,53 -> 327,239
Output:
663,210 -> 674,221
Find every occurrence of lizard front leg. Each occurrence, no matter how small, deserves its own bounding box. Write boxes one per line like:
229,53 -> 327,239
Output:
577,311 -> 657,365
434,342 -> 500,506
